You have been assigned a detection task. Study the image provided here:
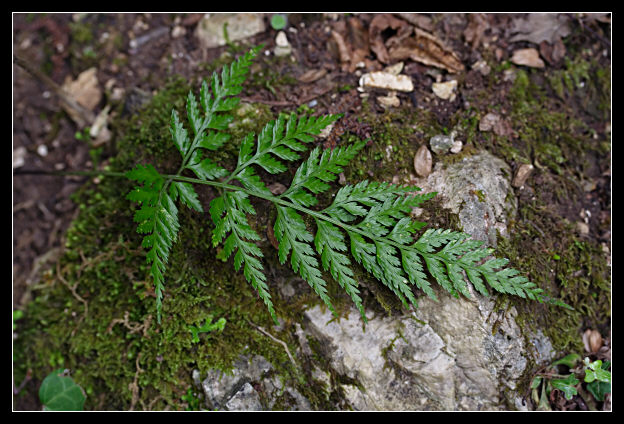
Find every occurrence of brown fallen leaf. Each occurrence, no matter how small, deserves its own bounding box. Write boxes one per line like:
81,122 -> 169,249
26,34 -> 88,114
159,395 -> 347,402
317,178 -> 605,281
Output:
62,67 -> 102,111
346,17 -> 369,70
395,13 -> 434,32
512,163 -> 534,188
510,48 -> 545,68
368,13 -> 412,64
539,38 -> 567,66
388,28 -> 465,73
463,13 -> 488,49
510,13 -> 572,45
331,30 -> 351,67
582,329 -> 603,354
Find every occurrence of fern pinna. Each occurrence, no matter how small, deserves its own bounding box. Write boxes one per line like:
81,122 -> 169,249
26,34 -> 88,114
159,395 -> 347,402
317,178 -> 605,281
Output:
126,47 -> 570,324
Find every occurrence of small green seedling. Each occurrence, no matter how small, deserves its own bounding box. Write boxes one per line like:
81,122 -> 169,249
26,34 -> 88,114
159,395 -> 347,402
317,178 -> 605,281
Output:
188,316 -> 226,343
38,369 -> 86,411
531,353 -> 612,407
270,14 -> 287,30
583,357 -> 611,401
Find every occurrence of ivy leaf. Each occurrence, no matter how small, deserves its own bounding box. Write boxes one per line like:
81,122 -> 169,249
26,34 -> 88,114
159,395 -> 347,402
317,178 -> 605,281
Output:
551,374 -> 579,400
39,369 -> 86,411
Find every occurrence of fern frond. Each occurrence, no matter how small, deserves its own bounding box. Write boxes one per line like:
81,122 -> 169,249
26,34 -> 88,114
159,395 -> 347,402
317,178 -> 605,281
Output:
125,46 -> 570,325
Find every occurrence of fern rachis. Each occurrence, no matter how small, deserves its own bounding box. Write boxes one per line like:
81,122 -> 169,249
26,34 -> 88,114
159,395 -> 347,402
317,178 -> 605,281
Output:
125,47 -> 571,324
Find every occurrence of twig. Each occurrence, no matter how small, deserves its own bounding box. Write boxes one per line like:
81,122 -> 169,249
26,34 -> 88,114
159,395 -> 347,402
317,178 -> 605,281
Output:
56,260 -> 88,336
246,319 -> 297,369
13,54 -> 95,127
128,352 -> 144,411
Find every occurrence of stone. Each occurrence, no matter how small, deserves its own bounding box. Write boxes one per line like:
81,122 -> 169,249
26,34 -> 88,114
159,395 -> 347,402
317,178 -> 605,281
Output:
510,48 -> 545,69
414,145 -> 433,177
450,139 -> 463,154
359,72 -> 414,92
472,59 -> 491,76
301,299 -> 555,410
224,382 -> 263,411
377,92 -> 400,108
429,134 -> 455,155
274,31 -> 292,57
195,13 -> 265,49
201,355 -> 272,410
432,80 -> 458,100
416,151 -> 517,246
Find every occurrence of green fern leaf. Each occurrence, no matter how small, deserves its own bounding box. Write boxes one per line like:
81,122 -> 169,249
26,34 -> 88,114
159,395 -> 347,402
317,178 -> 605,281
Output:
123,46 -> 570,325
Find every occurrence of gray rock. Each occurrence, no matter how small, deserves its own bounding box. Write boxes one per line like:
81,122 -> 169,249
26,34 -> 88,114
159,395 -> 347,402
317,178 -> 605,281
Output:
302,293 -> 555,411
429,134 -> 455,155
225,382 -> 263,411
195,13 -> 266,49
417,151 -> 517,246
201,355 -> 272,410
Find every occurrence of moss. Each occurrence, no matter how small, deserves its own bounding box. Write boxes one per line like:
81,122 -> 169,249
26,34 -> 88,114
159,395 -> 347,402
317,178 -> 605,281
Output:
13,75 -> 308,411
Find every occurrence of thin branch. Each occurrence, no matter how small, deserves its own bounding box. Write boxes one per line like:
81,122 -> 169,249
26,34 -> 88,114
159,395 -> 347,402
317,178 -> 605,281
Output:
13,54 -> 95,127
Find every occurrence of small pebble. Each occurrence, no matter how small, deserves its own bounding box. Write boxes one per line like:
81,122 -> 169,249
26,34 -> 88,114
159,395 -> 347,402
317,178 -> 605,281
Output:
37,144 -> 48,157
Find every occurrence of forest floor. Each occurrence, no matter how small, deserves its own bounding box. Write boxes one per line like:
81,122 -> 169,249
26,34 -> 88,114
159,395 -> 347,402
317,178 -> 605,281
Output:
13,13 -> 611,411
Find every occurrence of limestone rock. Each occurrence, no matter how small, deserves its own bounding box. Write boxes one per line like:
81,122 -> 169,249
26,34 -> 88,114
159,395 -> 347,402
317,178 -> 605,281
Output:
359,71 -> 414,92
416,151 -> 517,246
195,13 -> 265,49
429,134 -> 455,155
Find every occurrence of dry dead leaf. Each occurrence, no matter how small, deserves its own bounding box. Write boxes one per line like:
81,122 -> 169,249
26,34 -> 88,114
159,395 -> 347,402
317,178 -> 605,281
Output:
395,13 -> 434,32
369,13 -> 412,64
388,28 -> 465,73
509,13 -> 572,45
62,67 -> 102,111
512,163 -> 534,188
463,13 -> 488,49
346,17 -> 369,70
331,30 -> 351,66
539,38 -> 566,65
510,48 -> 545,68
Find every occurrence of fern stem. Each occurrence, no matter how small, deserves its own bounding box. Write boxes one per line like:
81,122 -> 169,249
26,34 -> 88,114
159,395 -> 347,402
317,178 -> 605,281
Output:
166,175 -> 458,270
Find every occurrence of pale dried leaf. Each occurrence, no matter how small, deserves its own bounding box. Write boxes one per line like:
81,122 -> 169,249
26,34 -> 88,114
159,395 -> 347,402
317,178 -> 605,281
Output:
463,13 -> 488,49
62,67 -> 102,111
369,13 -> 412,64
512,164 -> 534,188
388,28 -> 465,73
509,13 -> 572,45
395,13 -> 434,32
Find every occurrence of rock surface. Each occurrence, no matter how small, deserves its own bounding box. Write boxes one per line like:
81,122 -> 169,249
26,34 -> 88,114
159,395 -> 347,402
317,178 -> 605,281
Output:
196,150 -> 554,411
416,150 -> 517,246
195,13 -> 266,49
